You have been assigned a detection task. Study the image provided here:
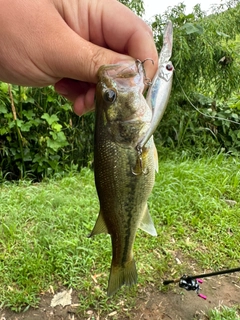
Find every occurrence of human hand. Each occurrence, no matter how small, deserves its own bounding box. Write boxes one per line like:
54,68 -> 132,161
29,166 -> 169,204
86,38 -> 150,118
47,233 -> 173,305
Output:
0,0 -> 158,115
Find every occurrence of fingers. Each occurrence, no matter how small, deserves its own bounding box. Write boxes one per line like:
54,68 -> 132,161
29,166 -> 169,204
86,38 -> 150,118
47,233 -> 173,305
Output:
0,0 -> 158,116
42,26 -> 133,84
99,0 -> 158,79
54,78 -> 95,115
73,87 -> 96,116
50,0 -> 158,83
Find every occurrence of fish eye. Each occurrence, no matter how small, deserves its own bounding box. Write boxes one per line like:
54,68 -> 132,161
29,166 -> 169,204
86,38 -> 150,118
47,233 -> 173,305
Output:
103,89 -> 117,103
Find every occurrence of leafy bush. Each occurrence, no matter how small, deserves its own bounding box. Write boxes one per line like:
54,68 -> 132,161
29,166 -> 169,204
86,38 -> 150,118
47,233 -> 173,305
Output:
0,84 -> 94,181
152,1 -> 240,99
151,0 -> 240,154
157,92 -> 240,155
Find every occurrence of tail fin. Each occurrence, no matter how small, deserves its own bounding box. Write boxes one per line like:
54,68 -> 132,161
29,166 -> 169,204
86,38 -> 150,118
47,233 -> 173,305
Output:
107,259 -> 138,296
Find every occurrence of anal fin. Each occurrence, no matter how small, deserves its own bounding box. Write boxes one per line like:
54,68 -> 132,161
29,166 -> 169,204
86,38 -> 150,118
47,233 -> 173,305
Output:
88,210 -> 108,237
139,204 -> 157,236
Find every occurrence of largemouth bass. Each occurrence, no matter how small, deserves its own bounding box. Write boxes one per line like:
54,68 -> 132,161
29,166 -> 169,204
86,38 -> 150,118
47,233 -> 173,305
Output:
90,22 -> 173,297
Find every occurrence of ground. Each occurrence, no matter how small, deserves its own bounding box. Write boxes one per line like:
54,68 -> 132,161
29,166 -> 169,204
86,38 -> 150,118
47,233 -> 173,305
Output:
0,274 -> 239,320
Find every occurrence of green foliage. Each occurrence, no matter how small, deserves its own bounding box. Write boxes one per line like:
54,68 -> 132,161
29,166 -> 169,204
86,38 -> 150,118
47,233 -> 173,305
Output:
208,305 -> 240,319
0,85 -> 94,180
158,92 -> 240,155
152,1 -> 240,98
151,1 -> 240,153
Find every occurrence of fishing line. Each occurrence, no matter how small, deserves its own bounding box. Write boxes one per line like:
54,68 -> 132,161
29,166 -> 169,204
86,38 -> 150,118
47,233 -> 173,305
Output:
174,71 -> 240,126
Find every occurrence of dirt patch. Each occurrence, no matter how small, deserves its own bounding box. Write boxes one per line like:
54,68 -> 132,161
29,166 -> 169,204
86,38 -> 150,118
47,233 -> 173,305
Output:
132,274 -> 240,320
1,274 -> 239,320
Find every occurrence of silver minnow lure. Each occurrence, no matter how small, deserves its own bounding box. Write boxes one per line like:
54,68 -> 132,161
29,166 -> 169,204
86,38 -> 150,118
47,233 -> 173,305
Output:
137,21 -> 174,150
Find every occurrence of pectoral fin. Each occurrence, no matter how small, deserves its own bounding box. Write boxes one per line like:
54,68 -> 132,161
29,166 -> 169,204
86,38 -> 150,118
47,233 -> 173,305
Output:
139,205 -> 157,236
88,210 -> 108,237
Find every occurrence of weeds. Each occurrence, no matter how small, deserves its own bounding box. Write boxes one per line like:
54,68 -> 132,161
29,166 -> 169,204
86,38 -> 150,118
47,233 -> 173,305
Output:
208,305 -> 240,319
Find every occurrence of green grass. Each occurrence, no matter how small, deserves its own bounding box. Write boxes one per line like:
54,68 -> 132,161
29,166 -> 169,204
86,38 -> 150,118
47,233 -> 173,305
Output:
208,305 -> 240,319
0,153 -> 239,316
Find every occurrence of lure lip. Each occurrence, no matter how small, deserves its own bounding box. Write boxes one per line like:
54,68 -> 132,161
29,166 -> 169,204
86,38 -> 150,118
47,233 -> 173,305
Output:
159,20 -> 173,65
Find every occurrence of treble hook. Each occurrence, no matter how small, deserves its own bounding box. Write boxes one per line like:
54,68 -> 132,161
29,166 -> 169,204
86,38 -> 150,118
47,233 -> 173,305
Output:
131,146 -> 149,176
135,59 -> 154,86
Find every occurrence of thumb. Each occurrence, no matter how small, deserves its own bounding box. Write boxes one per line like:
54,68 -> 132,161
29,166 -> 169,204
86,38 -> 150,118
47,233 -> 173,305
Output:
43,20 -> 134,84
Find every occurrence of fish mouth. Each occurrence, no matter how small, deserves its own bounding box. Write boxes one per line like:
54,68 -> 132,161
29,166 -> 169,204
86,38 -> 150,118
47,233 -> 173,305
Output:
97,61 -> 145,89
100,62 -> 140,79
114,64 -> 139,80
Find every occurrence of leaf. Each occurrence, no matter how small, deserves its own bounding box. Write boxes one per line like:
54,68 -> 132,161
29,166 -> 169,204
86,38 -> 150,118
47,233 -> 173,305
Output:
216,30 -> 230,38
234,101 -> 240,110
0,105 -> 8,114
181,23 -> 204,35
50,288 -> 72,307
0,127 -> 8,135
0,82 -> 8,93
47,138 -> 60,151
51,123 -> 62,132
20,121 -> 33,132
47,132 -> 68,151
22,110 -> 35,120
185,14 -> 195,19
41,113 -> 59,125
47,95 -> 56,102
16,119 -> 24,128
231,113 -> 238,119
61,103 -> 72,111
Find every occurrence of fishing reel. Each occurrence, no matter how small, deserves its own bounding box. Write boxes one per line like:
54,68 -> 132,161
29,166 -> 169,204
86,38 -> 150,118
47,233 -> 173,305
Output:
163,266 -> 240,300
179,275 -> 206,299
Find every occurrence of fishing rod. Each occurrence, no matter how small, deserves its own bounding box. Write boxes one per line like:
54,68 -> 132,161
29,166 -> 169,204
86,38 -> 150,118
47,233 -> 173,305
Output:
163,266 -> 240,300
